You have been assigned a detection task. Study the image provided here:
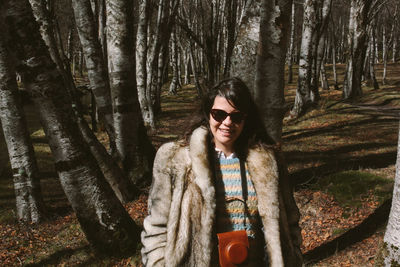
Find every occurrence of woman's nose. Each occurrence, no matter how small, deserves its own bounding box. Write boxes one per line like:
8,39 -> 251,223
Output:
222,115 -> 233,125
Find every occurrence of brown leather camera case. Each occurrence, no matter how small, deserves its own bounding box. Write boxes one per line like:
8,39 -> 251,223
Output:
217,230 -> 249,267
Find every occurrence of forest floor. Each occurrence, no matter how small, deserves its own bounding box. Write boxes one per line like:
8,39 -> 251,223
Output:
0,63 -> 399,266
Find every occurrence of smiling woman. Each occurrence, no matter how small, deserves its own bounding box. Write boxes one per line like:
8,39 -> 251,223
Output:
209,96 -> 245,156
141,77 -> 303,267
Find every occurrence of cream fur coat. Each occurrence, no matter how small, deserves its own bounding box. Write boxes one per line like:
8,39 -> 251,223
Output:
141,127 -> 303,267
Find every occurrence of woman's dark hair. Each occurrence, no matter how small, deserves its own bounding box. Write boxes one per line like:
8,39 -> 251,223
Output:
186,77 -> 274,158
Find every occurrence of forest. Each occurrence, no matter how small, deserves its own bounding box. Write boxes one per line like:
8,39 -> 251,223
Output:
0,0 -> 400,266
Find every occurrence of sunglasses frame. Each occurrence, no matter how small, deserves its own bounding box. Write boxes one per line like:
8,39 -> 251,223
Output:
210,109 -> 246,124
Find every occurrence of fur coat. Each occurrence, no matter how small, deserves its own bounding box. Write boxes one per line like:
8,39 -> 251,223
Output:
141,127 -> 303,267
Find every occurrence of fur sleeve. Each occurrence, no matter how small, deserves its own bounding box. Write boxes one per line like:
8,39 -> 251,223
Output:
141,142 -> 177,267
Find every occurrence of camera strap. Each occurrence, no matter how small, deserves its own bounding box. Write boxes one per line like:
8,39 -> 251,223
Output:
239,159 -> 249,228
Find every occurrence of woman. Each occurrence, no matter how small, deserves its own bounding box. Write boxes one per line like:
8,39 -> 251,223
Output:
141,78 -> 302,266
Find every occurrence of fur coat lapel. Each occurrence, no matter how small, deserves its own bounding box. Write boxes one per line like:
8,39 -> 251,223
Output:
188,127 -> 283,267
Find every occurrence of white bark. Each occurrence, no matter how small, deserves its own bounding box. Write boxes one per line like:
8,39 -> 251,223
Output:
384,123 -> 400,265
71,0 -> 115,146
106,0 -> 154,186
287,0 -> 296,83
231,0 -> 261,89
0,14 -> 45,223
383,27 -> 388,84
5,0 -> 140,252
136,0 -> 154,127
291,0 -> 317,117
168,29 -> 180,94
343,0 -> 373,101
254,0 -> 291,143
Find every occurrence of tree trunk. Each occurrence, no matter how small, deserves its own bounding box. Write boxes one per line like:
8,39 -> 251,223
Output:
183,47 -> 191,85
342,0 -> 372,101
0,16 -> 45,223
28,0 -> 65,72
254,0 -> 291,143
290,0 -> 317,117
76,116 -> 138,203
71,0 -> 116,150
146,0 -> 169,128
106,0 -> 154,186
369,27 -> 379,90
384,123 -> 400,265
320,60 -> 329,90
5,0 -> 140,253
168,29 -> 180,95
332,45 -> 339,90
223,0 -> 238,77
136,0 -> 155,127
231,0 -> 261,88
287,0 -> 296,84
189,41 -> 203,97
382,27 -> 388,85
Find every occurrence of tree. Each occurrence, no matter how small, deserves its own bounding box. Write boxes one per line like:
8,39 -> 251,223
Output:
291,0 -> 331,118
4,0 -> 140,253
254,0 -> 292,143
287,1 -> 296,84
106,0 -> 154,185
383,123 -> 400,265
230,0 -> 261,88
136,0 -> 153,126
0,14 -> 45,223
342,0 -> 375,101
71,0 -> 116,151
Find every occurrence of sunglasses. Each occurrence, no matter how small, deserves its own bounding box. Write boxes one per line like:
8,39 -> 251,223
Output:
210,109 -> 246,124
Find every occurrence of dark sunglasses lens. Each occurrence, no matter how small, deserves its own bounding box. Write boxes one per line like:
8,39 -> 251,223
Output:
211,109 -> 244,123
230,113 -> 244,123
211,110 -> 228,122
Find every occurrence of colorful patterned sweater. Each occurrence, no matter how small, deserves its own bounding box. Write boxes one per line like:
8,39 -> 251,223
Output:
214,150 -> 266,266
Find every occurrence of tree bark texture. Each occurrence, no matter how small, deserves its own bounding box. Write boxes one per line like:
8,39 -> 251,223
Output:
5,0 -> 140,253
290,0 -> 317,117
287,0 -> 296,84
136,0 -> 154,126
71,0 -> 115,147
368,27 -> 379,90
28,0 -> 65,72
384,123 -> 400,265
230,0 -> 261,90
106,0 -> 154,186
168,29 -> 180,95
0,14 -> 45,223
342,0 -> 373,101
254,0 -> 292,143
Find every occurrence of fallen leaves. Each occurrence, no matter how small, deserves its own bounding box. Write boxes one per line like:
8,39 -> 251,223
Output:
297,188 -> 385,266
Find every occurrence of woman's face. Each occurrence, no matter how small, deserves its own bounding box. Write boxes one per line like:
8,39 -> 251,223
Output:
209,96 -> 245,154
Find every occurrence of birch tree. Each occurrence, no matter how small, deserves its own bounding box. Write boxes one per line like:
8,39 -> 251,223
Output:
0,14 -> 45,223
136,0 -> 153,126
106,0 -> 154,185
254,0 -> 292,143
30,0 -> 136,201
384,123 -> 400,265
290,0 -> 331,118
290,0 -> 317,117
342,0 -> 375,101
4,0 -> 140,253
71,0 -> 116,150
287,1 -> 296,84
230,1 -> 261,88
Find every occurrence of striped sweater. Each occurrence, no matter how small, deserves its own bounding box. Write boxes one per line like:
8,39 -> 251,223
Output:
214,151 -> 266,265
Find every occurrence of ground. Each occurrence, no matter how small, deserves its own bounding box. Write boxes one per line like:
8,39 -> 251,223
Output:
0,63 -> 399,266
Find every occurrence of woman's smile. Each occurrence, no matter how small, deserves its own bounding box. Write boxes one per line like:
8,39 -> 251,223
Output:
209,96 -> 244,156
